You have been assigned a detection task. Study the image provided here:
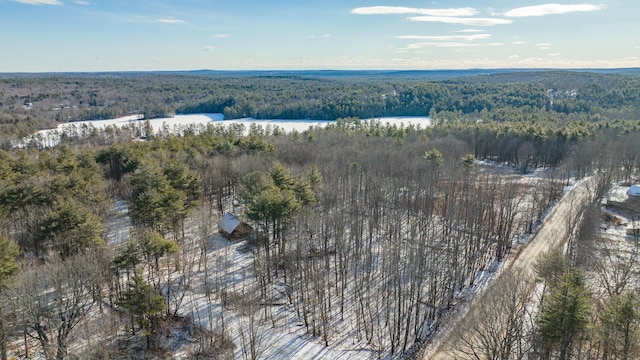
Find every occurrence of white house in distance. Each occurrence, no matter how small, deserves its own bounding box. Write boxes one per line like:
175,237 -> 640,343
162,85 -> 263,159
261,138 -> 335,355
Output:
218,212 -> 252,240
629,184 -> 640,197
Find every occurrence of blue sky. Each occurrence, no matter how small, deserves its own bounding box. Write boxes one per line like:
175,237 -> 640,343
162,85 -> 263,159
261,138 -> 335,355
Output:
1,0 -> 638,72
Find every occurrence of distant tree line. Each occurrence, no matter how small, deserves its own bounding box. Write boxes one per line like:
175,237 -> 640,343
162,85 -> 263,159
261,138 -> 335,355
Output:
2,71 -> 640,143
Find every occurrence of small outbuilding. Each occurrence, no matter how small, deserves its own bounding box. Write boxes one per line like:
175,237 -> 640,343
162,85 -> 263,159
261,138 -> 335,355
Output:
218,212 -> 252,240
629,185 -> 640,197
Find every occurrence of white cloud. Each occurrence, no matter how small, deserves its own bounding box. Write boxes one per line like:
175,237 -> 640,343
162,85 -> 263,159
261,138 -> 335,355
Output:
401,42 -> 482,50
512,41 -> 527,45
456,29 -> 484,33
351,6 -> 477,17
549,53 -> 561,56
504,3 -> 605,17
157,18 -> 185,24
203,46 -> 216,51
408,16 -> 513,26
488,43 -> 504,46
396,34 -> 491,41
74,0 -> 89,4
382,56 -> 639,70
213,33 -> 231,39
536,43 -> 552,46
509,55 -> 520,59
11,0 -> 62,5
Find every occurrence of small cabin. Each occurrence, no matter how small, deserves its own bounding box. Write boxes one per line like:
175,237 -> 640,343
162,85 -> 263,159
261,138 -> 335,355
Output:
629,185 -> 640,197
218,212 -> 252,240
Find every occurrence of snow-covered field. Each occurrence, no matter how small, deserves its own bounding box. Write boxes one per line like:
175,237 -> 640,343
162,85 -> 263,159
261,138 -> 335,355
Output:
16,113 -> 432,148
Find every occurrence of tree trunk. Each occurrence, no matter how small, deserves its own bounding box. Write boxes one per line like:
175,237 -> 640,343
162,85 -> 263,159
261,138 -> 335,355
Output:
0,304 -> 6,360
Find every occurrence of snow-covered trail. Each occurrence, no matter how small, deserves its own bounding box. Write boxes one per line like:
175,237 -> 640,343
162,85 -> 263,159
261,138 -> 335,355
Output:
421,177 -> 596,360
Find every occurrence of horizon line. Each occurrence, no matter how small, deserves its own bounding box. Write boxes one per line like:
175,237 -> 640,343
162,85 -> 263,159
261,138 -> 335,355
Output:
2,67 -> 640,75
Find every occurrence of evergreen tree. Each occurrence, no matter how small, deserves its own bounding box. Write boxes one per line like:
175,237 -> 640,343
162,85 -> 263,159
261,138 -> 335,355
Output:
306,163 -> 323,193
117,269 -> 166,349
538,270 -> 591,360
0,236 -> 19,289
270,162 -> 295,191
36,198 -> 105,259
600,291 -> 640,360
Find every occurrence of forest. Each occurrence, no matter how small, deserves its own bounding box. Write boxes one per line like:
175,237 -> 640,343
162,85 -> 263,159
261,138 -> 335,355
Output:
0,70 -> 640,359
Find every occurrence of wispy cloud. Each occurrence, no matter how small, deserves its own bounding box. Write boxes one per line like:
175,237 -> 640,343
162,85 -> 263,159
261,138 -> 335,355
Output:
11,0 -> 62,5
351,6 -> 477,17
549,53 -> 561,56
509,55 -> 520,59
382,56 -> 640,70
456,29 -> 484,33
488,43 -> 504,46
74,0 -> 89,4
203,46 -> 216,51
512,41 -> 527,45
212,33 -> 231,39
397,34 -> 491,41
157,18 -> 185,24
504,3 -> 605,17
310,34 -> 332,39
408,16 -> 512,26
400,42 -> 482,50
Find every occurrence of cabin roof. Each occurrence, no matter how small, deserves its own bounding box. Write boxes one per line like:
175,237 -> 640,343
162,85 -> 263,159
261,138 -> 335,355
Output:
219,212 -> 242,234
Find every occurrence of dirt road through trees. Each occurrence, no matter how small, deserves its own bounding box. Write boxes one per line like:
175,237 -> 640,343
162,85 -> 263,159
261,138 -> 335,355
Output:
421,177 -> 596,359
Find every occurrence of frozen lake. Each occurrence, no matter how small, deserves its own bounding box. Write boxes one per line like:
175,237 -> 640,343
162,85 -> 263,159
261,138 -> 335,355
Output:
17,113 -> 431,148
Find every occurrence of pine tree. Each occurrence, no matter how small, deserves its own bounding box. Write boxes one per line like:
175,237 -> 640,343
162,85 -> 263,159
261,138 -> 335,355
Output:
600,291 -> 640,360
538,270 -> 591,360
117,269 -> 166,348
270,162 -> 295,191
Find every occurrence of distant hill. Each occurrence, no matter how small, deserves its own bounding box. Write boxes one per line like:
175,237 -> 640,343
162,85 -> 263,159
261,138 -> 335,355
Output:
2,68 -> 639,80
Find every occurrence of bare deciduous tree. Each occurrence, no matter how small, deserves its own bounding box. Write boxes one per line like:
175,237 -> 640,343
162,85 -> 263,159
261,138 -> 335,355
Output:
456,270 -> 536,360
7,251 -> 107,360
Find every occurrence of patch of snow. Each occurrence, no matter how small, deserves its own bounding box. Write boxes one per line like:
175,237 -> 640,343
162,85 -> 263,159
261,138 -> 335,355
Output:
105,199 -> 131,246
607,183 -> 632,203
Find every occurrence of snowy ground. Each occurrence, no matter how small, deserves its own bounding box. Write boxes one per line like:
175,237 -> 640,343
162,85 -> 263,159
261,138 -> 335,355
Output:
16,113 -> 432,148
590,182 -> 640,296
102,203 -> 382,359
99,161 -> 557,360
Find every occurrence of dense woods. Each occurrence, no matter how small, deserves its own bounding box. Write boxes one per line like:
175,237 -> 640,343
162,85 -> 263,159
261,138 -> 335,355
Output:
1,71 -> 640,359
2,70 -> 640,141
